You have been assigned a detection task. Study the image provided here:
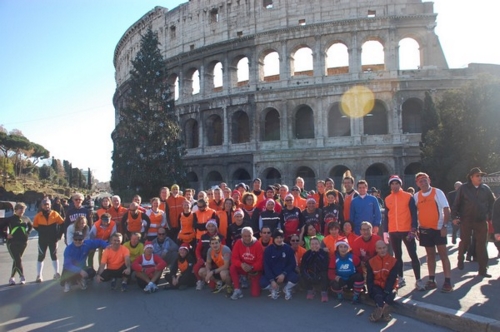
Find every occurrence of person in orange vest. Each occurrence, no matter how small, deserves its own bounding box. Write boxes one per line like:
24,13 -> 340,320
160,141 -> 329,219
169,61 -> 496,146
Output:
342,175 -> 358,222
366,240 -> 399,323
384,175 -> 423,290
209,187 -> 225,212
414,172 -> 453,292
216,198 -> 235,240
159,187 -> 170,215
164,243 -> 196,290
291,186 -> 307,211
167,184 -> 184,241
88,213 -> 116,266
108,195 -> 128,234
95,197 -> 111,221
198,235 -> 232,296
145,197 -> 167,241
259,226 -> 274,248
178,199 -> 197,249
194,199 -> 219,240
252,178 -> 266,206
121,202 -> 151,242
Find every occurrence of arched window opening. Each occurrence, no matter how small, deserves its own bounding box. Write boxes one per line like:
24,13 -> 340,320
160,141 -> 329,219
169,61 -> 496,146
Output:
232,111 -> 250,143
402,99 -> 422,133
206,171 -> 223,189
232,168 -> 251,188
364,101 -> 387,135
187,171 -> 199,190
263,51 -> 280,82
326,43 -> 349,75
206,115 -> 223,146
329,165 -> 350,191
292,47 -> 313,77
262,167 -> 281,188
263,108 -> 280,141
184,119 -> 199,148
191,69 -> 200,95
362,40 -> 385,72
404,162 -> 422,190
237,57 -> 249,86
365,163 -> 389,194
399,38 -> 420,70
213,62 -> 223,92
173,76 -> 179,100
296,166 -> 315,191
328,103 -> 350,137
295,106 -> 314,139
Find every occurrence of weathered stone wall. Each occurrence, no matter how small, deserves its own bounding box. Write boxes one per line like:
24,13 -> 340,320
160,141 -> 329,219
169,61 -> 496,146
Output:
113,0 -> 499,192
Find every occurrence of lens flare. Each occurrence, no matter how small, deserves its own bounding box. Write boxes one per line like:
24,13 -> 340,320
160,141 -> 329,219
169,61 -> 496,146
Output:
340,86 -> 375,118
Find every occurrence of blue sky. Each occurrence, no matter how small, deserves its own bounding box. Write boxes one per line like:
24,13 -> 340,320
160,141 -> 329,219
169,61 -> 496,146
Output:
0,0 -> 499,182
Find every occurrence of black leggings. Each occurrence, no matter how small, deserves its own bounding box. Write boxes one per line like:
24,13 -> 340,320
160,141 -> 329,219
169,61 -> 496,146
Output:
7,241 -> 27,277
389,232 -> 421,279
38,239 -> 58,261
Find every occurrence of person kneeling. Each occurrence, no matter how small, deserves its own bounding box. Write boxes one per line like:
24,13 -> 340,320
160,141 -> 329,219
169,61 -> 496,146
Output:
366,240 -> 400,323
328,240 -> 364,303
96,233 -> 131,292
165,243 -> 197,290
198,236 -> 232,296
132,241 -> 166,293
301,236 -> 329,302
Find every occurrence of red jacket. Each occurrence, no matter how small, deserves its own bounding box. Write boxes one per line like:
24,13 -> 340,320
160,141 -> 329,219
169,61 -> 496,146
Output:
231,238 -> 264,272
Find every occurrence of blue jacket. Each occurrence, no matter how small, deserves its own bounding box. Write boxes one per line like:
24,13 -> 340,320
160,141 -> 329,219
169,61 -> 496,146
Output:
349,195 -> 382,235
63,239 -> 108,273
263,243 -> 296,282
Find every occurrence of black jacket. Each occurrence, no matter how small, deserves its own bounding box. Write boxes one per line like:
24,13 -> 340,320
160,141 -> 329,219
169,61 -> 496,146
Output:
451,182 -> 495,222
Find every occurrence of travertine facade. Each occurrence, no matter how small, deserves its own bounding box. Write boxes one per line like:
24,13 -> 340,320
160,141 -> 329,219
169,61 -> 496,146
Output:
113,0 -> 499,192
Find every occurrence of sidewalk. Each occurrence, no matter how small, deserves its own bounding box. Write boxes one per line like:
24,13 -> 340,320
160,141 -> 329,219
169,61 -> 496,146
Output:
391,236 -> 500,332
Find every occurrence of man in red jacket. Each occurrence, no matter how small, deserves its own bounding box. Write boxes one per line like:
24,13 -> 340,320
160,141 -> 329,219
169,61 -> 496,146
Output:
229,227 -> 264,300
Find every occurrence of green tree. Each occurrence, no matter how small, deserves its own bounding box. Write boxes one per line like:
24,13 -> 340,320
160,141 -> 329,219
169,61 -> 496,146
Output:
421,75 -> 500,191
111,28 -> 186,199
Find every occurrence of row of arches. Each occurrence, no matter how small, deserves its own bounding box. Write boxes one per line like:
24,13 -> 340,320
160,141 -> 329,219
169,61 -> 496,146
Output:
186,162 -> 422,193
168,38 -> 421,100
183,98 -> 422,147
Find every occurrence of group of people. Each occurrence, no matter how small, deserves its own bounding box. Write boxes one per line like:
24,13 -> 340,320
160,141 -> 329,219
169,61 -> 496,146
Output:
1,167 -> 499,323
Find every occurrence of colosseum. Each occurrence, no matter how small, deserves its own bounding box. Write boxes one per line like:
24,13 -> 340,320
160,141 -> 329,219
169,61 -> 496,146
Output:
113,0 -> 499,193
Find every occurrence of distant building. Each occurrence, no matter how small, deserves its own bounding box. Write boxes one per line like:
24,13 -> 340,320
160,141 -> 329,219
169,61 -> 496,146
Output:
113,0 -> 500,192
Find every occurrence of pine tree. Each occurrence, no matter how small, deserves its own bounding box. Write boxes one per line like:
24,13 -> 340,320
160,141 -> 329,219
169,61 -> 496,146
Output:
111,28 -> 186,199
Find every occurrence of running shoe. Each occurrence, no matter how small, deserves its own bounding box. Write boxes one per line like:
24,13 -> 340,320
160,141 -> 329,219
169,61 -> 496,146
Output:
425,280 -> 437,290
270,289 -> 280,300
441,282 -> 454,293
121,282 -> 128,292
35,275 -> 43,283
415,279 -> 426,291
306,290 -> 315,300
231,288 -> 243,300
110,278 -> 117,290
398,277 -> 406,288
79,278 -> 87,290
196,280 -> 204,290
8,277 -> 15,286
64,282 -> 71,293
284,287 -> 292,300
212,281 -> 226,294
20,276 -> 26,285
53,273 -> 61,280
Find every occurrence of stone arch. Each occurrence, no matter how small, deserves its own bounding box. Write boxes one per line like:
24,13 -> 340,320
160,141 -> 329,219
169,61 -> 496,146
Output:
291,46 -> 313,77
262,167 -> 282,188
167,73 -> 179,101
206,170 -> 223,189
296,166 -> 316,191
364,100 -> 388,135
237,57 -> 249,85
262,108 -> 280,141
183,67 -> 199,96
402,98 -> 422,133
259,49 -> 280,82
329,165 -> 351,191
326,42 -> 349,75
232,110 -> 250,143
294,105 -> 315,139
365,163 -> 390,194
404,162 -> 422,189
206,60 -> 223,92
206,114 -> 223,146
232,168 -> 252,185
328,102 -> 350,137
361,39 -> 385,72
187,171 -> 199,190
399,37 -> 421,70
184,118 -> 199,148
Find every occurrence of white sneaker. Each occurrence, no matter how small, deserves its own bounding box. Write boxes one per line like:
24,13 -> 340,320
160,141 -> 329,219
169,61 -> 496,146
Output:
231,288 -> 243,300
8,277 -> 15,286
79,278 -> 87,290
64,282 -> 71,293
240,276 -> 249,289
20,276 -> 26,285
35,275 -> 43,283
415,279 -> 426,291
270,289 -> 280,300
150,284 -> 159,293
398,277 -> 406,288
196,280 -> 204,290
284,288 -> 292,300
144,282 -> 152,293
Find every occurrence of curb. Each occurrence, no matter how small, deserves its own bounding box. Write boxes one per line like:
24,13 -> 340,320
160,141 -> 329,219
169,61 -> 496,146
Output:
394,296 -> 500,332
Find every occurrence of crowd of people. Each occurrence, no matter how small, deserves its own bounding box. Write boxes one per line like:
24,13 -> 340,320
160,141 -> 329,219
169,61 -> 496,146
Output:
1,167 -> 499,323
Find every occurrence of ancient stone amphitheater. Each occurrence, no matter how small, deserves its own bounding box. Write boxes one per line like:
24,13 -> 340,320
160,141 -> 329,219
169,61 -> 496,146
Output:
113,0 -> 497,192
